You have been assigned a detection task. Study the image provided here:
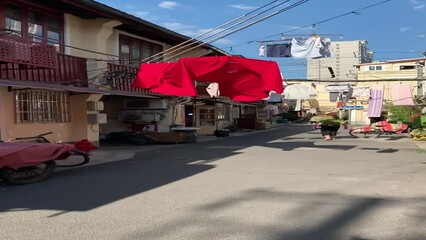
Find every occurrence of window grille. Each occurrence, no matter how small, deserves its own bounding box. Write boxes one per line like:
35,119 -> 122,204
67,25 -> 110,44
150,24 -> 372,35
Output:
15,90 -> 71,123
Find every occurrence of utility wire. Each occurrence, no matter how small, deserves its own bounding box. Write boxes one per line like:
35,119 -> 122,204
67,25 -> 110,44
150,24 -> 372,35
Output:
227,0 -> 392,49
84,0 -> 310,74
162,0 -> 310,62
143,0 -> 285,63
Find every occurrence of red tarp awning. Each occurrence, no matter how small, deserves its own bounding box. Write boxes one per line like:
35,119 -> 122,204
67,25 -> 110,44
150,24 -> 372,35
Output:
133,56 -> 284,102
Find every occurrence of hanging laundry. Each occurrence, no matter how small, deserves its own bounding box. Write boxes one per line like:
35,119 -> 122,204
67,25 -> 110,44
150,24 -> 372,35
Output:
367,85 -> 384,118
295,99 -> 302,111
319,37 -> 334,58
259,44 -> 266,57
263,91 -> 283,103
266,43 -> 292,57
263,105 -> 279,115
391,84 -> 414,105
351,86 -> 370,98
206,82 -> 220,97
290,36 -> 333,59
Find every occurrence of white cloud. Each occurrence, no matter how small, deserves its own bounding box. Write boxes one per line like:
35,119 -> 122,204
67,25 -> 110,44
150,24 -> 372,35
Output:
163,22 -> 199,36
214,38 -> 233,45
414,4 -> 425,10
400,27 -> 412,32
409,0 -> 425,10
124,4 -> 135,9
133,11 -> 150,17
229,4 -> 257,10
158,1 -> 180,9
282,25 -> 303,30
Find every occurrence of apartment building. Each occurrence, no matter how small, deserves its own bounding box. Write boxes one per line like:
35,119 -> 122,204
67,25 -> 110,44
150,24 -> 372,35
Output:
306,40 -> 373,113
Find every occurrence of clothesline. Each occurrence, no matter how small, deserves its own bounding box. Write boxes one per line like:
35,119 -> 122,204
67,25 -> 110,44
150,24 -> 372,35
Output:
256,34 -> 343,43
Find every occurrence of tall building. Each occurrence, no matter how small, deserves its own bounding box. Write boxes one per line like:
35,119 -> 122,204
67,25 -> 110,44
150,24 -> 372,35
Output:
307,40 -> 373,81
302,40 -> 373,115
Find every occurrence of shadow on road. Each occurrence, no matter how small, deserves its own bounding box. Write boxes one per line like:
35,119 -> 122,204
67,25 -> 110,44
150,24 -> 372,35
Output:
125,188 -> 426,240
0,124 -> 413,216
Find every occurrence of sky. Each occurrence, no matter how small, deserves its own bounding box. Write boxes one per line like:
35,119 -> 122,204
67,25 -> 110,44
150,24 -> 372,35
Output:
96,0 -> 425,79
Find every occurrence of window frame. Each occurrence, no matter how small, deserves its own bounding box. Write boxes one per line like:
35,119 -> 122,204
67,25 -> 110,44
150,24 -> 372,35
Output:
368,66 -> 383,71
400,65 -> 416,70
15,90 -> 71,124
0,2 -> 64,52
119,34 -> 164,66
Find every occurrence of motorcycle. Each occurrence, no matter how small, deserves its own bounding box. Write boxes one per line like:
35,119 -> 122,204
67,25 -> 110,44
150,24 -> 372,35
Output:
0,132 -> 95,184
348,121 -> 409,137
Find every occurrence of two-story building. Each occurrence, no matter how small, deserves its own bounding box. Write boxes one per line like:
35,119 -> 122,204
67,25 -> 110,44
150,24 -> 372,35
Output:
0,0 -> 237,144
349,57 -> 426,124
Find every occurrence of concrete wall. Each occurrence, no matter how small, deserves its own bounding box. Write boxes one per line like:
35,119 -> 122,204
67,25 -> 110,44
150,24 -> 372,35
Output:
0,87 -> 101,143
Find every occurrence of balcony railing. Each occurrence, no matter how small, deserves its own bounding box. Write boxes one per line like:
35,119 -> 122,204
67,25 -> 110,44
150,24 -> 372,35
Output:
0,53 -> 88,86
106,63 -> 154,94
0,35 -> 88,86
0,36 -> 57,69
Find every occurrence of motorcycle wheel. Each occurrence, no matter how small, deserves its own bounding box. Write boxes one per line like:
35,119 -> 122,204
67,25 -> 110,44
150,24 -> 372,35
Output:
56,150 -> 90,167
349,129 -> 358,137
0,160 -> 56,184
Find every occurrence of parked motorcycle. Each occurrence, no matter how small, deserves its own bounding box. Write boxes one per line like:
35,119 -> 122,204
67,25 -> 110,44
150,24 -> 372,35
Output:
349,121 -> 409,137
0,132 -> 94,184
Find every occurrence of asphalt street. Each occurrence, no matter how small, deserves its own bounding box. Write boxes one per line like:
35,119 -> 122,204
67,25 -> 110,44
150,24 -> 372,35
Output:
1,124 -> 426,240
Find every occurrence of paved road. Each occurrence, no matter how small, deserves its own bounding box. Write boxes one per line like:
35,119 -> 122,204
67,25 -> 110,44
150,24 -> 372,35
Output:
1,124 -> 426,240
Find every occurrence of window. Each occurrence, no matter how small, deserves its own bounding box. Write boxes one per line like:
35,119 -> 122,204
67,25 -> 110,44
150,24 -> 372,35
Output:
119,35 -> 163,67
5,5 -> 21,37
15,90 -> 71,123
217,105 -> 230,120
368,66 -> 382,71
400,65 -> 415,70
2,4 -> 63,49
198,107 -> 215,126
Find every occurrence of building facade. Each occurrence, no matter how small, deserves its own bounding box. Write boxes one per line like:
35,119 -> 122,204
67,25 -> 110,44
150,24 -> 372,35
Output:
0,0 -> 233,144
349,58 -> 426,124
306,40 -> 373,113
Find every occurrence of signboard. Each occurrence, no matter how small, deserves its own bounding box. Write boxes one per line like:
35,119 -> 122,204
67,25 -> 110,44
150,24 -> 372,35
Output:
340,106 -> 364,110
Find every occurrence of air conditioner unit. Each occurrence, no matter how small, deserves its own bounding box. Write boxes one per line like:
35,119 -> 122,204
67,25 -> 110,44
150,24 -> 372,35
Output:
87,101 -> 104,111
87,113 -> 107,124
119,111 -> 161,123
123,99 -> 167,110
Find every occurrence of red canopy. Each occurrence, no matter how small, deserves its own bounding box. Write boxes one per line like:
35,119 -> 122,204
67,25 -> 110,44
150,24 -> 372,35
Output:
133,56 -> 283,102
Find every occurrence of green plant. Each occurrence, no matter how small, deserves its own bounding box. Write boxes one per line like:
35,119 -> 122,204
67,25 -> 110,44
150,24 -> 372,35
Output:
319,118 -> 345,126
385,104 -> 415,124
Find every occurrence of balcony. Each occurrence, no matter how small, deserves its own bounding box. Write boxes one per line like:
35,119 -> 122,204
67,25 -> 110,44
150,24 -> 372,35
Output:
0,36 -> 88,86
106,63 -> 154,94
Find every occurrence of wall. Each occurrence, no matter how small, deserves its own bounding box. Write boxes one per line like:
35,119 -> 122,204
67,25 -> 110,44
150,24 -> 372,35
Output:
101,99 -> 129,134
0,87 -> 101,143
307,41 -> 370,81
0,87 -> 71,142
64,14 -> 121,80
70,93 -> 103,143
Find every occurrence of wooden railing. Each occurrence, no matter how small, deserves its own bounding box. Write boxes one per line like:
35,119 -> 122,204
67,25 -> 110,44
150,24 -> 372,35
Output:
106,63 -> 155,94
0,53 -> 88,86
0,36 -> 57,68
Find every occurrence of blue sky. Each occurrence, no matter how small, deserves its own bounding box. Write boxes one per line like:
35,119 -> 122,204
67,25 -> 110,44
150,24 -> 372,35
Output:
96,0 -> 425,79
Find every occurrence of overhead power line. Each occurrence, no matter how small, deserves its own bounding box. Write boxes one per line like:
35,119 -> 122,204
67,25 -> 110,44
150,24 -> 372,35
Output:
146,0 -> 291,63
162,0 -> 310,62
227,0 -> 392,50
85,0 -> 310,74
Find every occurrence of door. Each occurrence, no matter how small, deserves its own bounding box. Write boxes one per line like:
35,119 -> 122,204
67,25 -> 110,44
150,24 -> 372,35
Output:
196,106 -> 217,135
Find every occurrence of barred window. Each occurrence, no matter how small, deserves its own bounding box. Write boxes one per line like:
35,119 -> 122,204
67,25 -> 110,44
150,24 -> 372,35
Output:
15,90 -> 71,123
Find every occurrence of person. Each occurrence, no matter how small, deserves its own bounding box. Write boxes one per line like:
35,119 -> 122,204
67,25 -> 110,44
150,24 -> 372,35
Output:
318,119 -> 348,140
